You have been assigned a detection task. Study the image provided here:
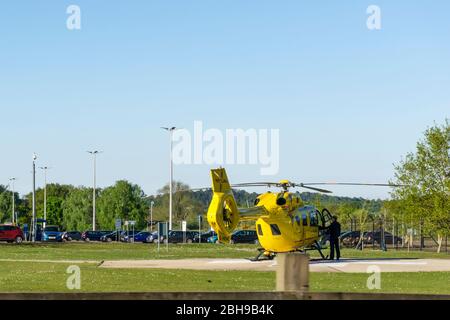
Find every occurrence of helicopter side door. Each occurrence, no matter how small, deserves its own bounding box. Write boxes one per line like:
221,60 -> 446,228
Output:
297,206 -> 317,243
318,208 -> 333,230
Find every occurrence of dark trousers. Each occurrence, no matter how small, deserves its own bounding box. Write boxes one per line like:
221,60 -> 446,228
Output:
329,238 -> 341,260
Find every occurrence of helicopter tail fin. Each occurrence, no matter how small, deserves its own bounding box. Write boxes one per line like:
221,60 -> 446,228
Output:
207,168 -> 240,243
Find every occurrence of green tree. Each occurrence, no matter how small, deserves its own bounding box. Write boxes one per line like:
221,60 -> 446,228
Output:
0,185 -> 12,223
97,180 -> 148,230
61,187 -> 93,231
24,184 -> 74,226
391,120 -> 450,252
154,181 -> 206,229
0,185 -> 23,224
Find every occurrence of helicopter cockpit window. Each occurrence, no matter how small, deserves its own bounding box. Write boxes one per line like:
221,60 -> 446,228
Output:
302,212 -> 308,226
257,224 -> 263,236
270,224 -> 281,236
309,211 -> 319,226
295,215 -> 301,226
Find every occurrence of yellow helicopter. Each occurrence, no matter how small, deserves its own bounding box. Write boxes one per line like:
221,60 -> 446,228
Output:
206,168 -> 398,260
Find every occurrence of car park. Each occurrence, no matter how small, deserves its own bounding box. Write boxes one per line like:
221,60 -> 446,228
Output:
122,231 -> 153,243
230,230 -> 259,244
42,225 -> 65,242
63,231 -> 82,241
101,231 -> 126,242
146,231 -> 161,243
340,231 -> 375,248
82,230 -> 113,242
162,231 -> 199,243
365,231 -> 403,245
319,231 -> 348,247
208,230 -> 259,244
193,230 -> 217,243
0,225 -> 24,243
207,234 -> 219,243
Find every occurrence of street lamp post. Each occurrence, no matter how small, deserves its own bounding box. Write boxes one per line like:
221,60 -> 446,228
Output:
32,153 -> 37,242
161,127 -> 177,231
150,201 -> 155,232
9,178 -> 16,224
198,215 -> 202,244
39,166 -> 51,228
87,151 -> 102,231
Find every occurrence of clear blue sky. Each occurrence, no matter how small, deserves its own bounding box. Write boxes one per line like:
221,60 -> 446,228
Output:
0,1 -> 448,199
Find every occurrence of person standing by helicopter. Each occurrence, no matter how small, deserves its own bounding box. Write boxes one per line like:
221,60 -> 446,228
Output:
329,216 -> 341,260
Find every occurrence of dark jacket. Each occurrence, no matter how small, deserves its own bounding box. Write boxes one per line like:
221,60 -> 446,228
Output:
329,221 -> 341,240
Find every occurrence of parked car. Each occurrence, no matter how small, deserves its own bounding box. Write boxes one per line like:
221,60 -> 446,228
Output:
82,230 -> 113,242
162,231 -> 199,243
208,230 -> 259,244
365,231 -> 402,245
147,231 -> 161,243
42,225 -> 65,242
207,234 -> 219,243
101,231 -> 126,242
63,231 -> 82,241
193,230 -> 217,243
339,231 -> 374,248
0,225 -> 24,243
122,231 -> 153,243
230,230 -> 259,244
319,231 -> 347,247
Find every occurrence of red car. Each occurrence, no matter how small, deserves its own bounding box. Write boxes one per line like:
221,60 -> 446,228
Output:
0,225 -> 24,243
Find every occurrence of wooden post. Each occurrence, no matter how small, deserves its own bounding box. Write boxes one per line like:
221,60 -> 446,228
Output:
276,253 -> 309,292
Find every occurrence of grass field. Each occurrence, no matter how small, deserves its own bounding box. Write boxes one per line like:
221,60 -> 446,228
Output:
1,242 -> 449,261
0,261 -> 449,294
0,243 -> 449,294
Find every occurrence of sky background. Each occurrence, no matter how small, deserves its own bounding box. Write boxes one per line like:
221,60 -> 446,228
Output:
0,0 -> 449,199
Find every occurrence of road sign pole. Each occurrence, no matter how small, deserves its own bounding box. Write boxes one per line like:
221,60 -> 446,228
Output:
166,222 -> 169,252
157,223 -> 160,253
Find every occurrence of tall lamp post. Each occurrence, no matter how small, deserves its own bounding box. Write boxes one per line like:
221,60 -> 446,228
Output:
9,178 -> 16,224
39,166 -> 51,228
32,153 -> 37,242
87,150 -> 102,231
150,201 -> 155,232
161,127 -> 177,231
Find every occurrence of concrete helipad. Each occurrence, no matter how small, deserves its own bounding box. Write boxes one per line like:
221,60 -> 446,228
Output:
99,258 -> 450,273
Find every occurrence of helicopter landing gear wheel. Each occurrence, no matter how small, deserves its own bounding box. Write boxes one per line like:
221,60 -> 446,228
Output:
250,248 -> 275,262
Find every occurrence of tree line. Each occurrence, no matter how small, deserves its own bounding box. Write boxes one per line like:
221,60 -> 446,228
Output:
0,181 -> 149,231
0,178 -> 385,233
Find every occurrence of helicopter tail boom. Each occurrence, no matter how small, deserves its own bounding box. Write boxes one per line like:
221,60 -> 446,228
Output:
207,168 -> 240,243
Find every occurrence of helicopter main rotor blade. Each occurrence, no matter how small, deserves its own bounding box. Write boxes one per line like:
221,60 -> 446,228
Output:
231,183 -> 279,188
294,184 -> 333,194
302,183 -> 404,187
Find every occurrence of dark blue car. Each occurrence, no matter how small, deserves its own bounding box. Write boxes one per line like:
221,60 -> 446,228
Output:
123,231 -> 153,243
42,225 -> 65,242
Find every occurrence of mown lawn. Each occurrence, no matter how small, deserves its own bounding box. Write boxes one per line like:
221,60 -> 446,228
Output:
0,242 -> 448,261
0,261 -> 449,294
